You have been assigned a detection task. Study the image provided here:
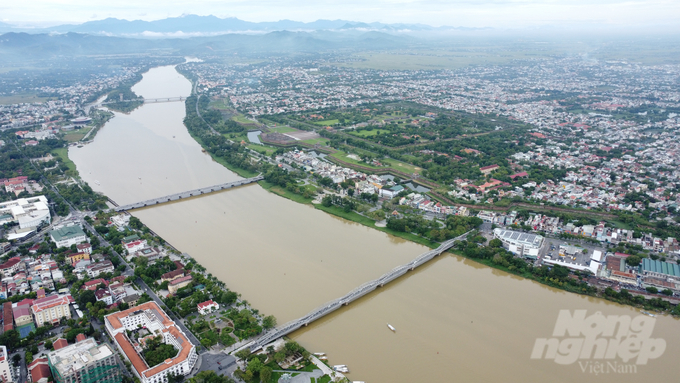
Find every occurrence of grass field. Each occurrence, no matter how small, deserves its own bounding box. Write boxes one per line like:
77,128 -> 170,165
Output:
0,93 -> 51,105
52,148 -> 76,172
312,119 -> 339,126
63,127 -> 92,142
349,129 -> 391,137
302,137 -> 329,146
247,144 -> 277,156
231,115 -> 255,124
268,126 -> 296,134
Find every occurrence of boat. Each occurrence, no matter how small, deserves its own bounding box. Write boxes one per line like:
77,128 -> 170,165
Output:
640,310 -> 656,318
387,323 -> 396,332
94,180 -> 100,185
319,357 -> 328,360
313,352 -> 325,356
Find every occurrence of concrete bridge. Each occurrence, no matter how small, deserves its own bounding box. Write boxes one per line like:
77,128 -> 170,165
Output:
100,96 -> 185,105
242,231 -> 471,353
112,176 -> 263,212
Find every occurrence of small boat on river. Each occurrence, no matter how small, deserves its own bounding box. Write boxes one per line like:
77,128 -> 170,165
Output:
387,323 -> 396,332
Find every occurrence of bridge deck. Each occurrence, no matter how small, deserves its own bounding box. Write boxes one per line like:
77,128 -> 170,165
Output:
246,232 -> 470,352
113,176 -> 263,212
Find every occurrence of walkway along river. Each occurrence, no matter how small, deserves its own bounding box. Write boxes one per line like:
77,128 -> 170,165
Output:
70,64 -> 680,383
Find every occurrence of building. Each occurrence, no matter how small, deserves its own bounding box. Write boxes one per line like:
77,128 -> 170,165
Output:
3,302 -> 13,332
67,252 -> 90,266
104,302 -> 197,383
28,358 -> 51,383
47,338 -> 121,383
76,243 -> 92,254
13,302 -> 33,327
197,300 -> 219,315
50,226 -> 88,248
121,294 -> 140,307
0,195 -> 50,229
493,228 -> 544,257
0,345 -> 12,382
640,258 -> 680,279
480,164 -> 500,175
0,257 -> 22,277
160,269 -> 185,283
86,260 -> 115,278
168,275 -> 193,294
31,294 -> 71,326
95,289 -> 113,306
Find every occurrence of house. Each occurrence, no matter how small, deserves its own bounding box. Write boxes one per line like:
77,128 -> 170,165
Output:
197,300 -> 219,315
76,243 -> 92,254
50,225 -> 88,248
0,257 -> 22,277
161,269 -> 185,283
168,275 -> 193,294
3,302 -> 13,332
108,282 -> 127,302
379,185 -> 404,199
121,294 -> 140,307
67,252 -> 90,266
95,289 -> 113,306
28,357 -> 52,383
86,260 -> 114,278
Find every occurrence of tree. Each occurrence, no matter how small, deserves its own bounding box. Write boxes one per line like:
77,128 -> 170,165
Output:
262,315 -> 276,329
661,289 -> 673,296
489,238 -> 503,248
259,366 -> 272,383
646,286 -> 659,294
78,290 -> 97,307
627,255 -> 642,267
235,348 -> 251,360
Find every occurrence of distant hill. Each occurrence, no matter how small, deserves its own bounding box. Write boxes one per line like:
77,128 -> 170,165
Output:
0,30 -> 414,62
0,15 -> 480,37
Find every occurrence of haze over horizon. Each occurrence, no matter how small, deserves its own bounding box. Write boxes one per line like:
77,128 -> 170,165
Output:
3,0 -> 680,31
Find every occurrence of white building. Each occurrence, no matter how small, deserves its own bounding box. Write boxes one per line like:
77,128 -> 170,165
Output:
0,195 -> 50,229
197,300 -> 219,315
49,225 -> 88,248
47,338 -> 120,383
0,345 -> 12,383
493,228 -> 544,257
105,302 -> 198,383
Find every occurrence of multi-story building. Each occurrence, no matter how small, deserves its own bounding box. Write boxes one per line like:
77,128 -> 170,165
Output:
0,195 -> 50,229
105,302 -> 197,383
0,345 -> 12,382
47,338 -> 121,383
50,226 -> 88,248
86,261 -> 114,278
31,294 -> 71,326
493,228 -> 544,258
0,257 -> 22,277
168,275 -> 192,294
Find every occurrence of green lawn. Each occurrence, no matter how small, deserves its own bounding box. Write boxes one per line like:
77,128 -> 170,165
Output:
268,126 -> 296,134
349,129 -> 391,137
258,181 -> 314,205
52,148 -> 76,172
231,115 -> 255,124
247,144 -> 277,156
302,138 -> 329,146
312,119 -> 339,126
63,127 -> 92,142
329,151 -> 381,169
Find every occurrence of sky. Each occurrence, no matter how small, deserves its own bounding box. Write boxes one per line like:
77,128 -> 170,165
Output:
2,0 -> 680,29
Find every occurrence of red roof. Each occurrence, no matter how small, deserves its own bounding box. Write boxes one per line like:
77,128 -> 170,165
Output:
76,333 -> 87,342
169,275 -> 192,286
197,300 -> 216,309
0,257 -> 21,270
28,358 -> 52,382
53,338 -> 68,350
479,164 -> 499,171
509,171 -> 529,179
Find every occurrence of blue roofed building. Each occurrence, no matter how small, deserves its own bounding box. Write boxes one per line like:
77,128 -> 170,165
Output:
640,258 -> 680,279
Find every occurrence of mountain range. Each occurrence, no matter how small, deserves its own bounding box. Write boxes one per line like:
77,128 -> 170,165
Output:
0,15 -> 485,37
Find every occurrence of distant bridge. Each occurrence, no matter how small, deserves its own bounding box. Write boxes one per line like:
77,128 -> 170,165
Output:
242,231 -> 471,353
99,96 -> 186,105
112,176 -> 263,212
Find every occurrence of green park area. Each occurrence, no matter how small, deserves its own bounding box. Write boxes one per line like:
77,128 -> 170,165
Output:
311,119 -> 339,126
51,148 -> 77,172
268,126 -> 296,133
349,128 -> 391,137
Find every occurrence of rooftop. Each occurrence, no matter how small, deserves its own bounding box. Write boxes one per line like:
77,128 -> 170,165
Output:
47,338 -> 114,377
50,225 -> 85,242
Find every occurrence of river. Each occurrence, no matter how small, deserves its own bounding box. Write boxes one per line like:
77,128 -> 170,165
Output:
70,65 -> 679,383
